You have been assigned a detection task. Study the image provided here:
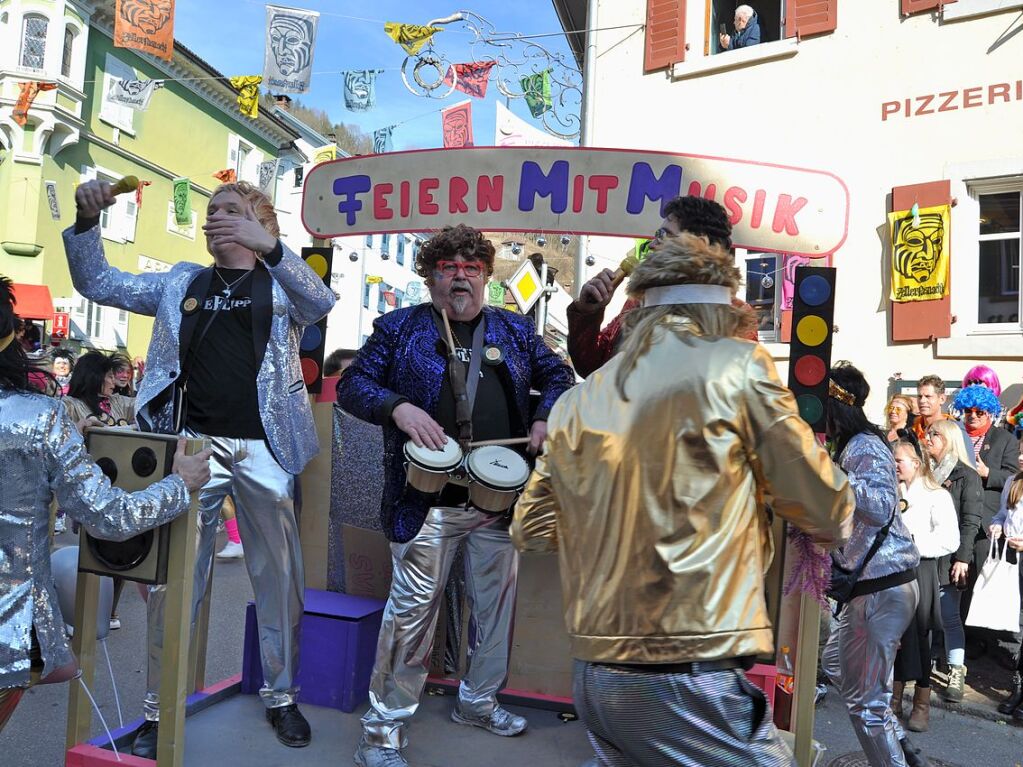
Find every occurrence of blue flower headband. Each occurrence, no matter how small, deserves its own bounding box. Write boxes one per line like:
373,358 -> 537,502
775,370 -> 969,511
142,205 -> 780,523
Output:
952,383 -> 1002,416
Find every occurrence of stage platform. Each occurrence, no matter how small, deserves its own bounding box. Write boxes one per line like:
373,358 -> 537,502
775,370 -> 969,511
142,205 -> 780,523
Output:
69,679 -> 593,767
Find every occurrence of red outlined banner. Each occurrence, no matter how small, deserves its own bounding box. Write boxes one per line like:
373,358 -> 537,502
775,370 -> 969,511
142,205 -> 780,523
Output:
302,147 -> 849,257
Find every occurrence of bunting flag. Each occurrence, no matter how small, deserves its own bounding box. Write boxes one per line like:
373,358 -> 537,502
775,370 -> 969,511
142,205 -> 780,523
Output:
264,5 -> 319,94
45,181 -> 61,221
372,126 -> 394,154
212,168 -> 237,184
405,280 -> 423,305
889,204 -> 951,302
172,177 -> 191,226
441,100 -> 474,148
107,77 -> 160,111
495,102 -> 571,147
114,0 -> 175,62
229,75 -> 262,119
12,81 -> 57,127
366,275 -> 384,284
135,179 -> 153,207
384,22 -> 440,55
487,282 -> 506,306
257,159 -> 278,198
343,69 -> 382,111
521,69 -> 553,118
443,61 -> 497,99
312,144 -> 336,164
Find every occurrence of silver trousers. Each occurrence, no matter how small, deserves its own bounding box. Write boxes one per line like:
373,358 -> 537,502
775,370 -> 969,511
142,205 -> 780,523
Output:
144,433 -> 303,719
822,581 -> 919,767
573,660 -> 796,767
361,505 -> 519,748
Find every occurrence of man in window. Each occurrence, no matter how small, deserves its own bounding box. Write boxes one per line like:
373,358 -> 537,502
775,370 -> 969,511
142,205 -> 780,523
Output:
720,5 -> 761,51
63,179 -> 335,756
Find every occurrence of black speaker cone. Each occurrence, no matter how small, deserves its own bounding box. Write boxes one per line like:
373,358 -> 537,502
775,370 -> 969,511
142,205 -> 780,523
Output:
132,447 -> 158,477
96,457 -> 118,483
87,531 -> 154,571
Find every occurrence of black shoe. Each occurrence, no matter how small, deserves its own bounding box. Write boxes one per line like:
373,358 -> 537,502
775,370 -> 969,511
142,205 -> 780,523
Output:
265,704 -> 310,748
998,673 -> 1023,715
130,720 -> 159,759
900,736 -> 932,767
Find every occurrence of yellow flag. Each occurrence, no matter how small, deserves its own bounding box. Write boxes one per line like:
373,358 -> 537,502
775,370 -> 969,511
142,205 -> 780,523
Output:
889,204 -> 951,302
384,22 -> 440,55
366,275 -> 384,284
313,144 -> 337,164
229,75 -> 262,119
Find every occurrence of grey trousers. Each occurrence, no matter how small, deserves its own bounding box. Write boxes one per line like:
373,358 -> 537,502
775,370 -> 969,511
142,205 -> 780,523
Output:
361,505 -> 519,749
144,433 -> 303,719
573,660 -> 797,767
822,581 -> 919,767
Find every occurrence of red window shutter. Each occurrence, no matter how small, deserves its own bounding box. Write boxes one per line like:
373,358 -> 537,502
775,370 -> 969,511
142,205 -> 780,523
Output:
644,0 -> 686,73
901,0 -> 954,16
785,0 -> 838,38
890,180 -> 953,342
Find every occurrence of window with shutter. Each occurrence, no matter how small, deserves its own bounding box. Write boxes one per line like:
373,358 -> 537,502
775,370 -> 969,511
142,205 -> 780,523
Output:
900,0 -> 953,16
784,0 -> 838,38
890,180 -> 953,342
644,0 -> 687,72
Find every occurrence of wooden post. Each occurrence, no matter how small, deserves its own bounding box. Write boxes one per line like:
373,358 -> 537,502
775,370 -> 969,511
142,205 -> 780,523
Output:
64,571 -> 101,750
190,561 -> 215,693
792,594 -> 822,767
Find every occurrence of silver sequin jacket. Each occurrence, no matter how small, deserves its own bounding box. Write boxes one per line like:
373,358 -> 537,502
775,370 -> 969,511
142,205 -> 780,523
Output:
62,225 -> 336,474
833,432 -> 920,581
0,389 -> 189,689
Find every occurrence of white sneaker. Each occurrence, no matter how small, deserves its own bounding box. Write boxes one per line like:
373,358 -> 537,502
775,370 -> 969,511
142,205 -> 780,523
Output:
54,517 -> 66,533
109,617 -> 121,630
216,541 -> 244,559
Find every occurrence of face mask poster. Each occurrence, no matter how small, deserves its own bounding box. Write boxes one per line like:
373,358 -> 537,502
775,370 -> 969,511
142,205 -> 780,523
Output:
301,147 -> 849,258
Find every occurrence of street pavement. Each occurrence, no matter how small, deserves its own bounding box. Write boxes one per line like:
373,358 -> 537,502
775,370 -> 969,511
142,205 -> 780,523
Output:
6,532 -> 1023,766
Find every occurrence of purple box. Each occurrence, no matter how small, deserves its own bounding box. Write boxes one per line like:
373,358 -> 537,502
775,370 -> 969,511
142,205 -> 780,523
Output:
242,588 -> 385,712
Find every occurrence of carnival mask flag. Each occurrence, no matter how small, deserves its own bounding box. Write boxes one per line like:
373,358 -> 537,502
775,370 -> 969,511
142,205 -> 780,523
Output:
384,22 -> 441,55
372,126 -> 394,154
229,75 -> 263,119
115,0 -> 175,62
264,5 -> 319,94
344,70 -> 382,112
443,61 -> 497,99
889,203 -> 951,303
12,81 -> 57,127
312,144 -> 337,164
257,159 -> 278,198
107,77 -> 159,111
213,169 -> 238,184
442,100 -> 474,149
521,69 -> 553,118
172,177 -> 191,226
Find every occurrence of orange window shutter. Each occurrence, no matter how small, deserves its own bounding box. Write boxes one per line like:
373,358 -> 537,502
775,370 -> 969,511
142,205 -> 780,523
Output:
644,0 -> 687,73
901,0 -> 954,16
890,180 -> 953,342
785,0 -> 838,38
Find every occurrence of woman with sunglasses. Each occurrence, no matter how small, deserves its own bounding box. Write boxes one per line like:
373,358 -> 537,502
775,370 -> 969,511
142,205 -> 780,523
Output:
890,431 -> 959,732
922,419 -> 983,703
885,394 -> 916,445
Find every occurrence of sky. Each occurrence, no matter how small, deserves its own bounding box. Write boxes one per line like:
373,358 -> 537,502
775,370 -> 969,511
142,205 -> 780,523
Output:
173,0 -> 581,151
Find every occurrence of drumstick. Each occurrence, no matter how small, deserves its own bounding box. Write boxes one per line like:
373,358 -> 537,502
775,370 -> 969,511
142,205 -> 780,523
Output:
110,175 -> 141,196
469,437 -> 531,448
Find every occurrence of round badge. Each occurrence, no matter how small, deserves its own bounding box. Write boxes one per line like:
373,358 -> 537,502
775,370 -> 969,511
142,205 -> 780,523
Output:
181,296 -> 200,315
483,345 -> 504,365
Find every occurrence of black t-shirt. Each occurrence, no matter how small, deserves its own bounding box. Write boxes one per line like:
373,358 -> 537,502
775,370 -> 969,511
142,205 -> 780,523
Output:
184,268 -> 266,440
435,312 -> 517,505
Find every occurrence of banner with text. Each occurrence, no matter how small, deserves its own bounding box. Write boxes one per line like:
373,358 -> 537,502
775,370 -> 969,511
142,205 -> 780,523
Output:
115,0 -> 175,61
264,4 -> 319,94
301,147 -> 849,257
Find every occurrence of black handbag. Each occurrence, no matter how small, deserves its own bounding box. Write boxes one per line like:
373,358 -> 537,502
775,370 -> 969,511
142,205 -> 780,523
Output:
827,500 -> 900,610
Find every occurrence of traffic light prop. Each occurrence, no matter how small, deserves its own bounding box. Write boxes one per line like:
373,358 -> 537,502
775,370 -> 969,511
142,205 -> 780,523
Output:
300,246 -> 333,394
786,266 -> 836,433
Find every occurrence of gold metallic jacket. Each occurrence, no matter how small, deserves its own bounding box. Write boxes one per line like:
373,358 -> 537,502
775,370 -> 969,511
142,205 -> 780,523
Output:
512,320 -> 855,664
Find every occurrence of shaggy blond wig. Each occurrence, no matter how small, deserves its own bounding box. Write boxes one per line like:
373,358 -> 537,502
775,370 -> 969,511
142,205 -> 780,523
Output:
615,232 -> 744,399
210,181 -> 281,238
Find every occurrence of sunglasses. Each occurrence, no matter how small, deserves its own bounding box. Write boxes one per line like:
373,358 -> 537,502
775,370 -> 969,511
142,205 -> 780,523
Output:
961,408 -> 989,417
924,431 -> 943,440
652,227 -> 671,242
435,260 -> 484,278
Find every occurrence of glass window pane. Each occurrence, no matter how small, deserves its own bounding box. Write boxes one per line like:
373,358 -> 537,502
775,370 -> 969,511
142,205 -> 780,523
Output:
977,239 -> 1020,324
745,255 -> 776,333
979,192 -> 1021,236
21,16 -> 47,69
61,27 -> 73,77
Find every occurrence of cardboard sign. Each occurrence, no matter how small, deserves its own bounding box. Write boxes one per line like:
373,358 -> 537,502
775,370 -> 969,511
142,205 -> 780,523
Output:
302,147 -> 849,257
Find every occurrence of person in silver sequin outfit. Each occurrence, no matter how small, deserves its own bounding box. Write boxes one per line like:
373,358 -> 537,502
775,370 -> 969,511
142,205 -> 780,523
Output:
821,363 -> 930,767
0,276 -> 211,736
63,179 -> 335,756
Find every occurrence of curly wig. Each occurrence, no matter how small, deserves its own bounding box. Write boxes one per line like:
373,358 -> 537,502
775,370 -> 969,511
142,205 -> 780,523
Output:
415,224 -> 495,285
952,383 -> 1002,416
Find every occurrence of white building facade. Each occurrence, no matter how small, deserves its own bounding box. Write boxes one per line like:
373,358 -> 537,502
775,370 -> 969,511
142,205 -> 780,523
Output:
554,0 -> 1023,418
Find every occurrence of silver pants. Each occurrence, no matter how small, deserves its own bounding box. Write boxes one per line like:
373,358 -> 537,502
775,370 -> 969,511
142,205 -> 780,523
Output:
144,433 -> 303,719
573,660 -> 796,766
822,581 -> 918,767
361,505 -> 519,748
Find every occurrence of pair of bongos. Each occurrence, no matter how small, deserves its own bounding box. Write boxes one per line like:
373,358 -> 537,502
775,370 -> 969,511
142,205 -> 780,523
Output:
403,439 -> 530,514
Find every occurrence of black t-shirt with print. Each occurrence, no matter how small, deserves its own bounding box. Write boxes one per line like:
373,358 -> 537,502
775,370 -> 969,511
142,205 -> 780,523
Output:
184,268 -> 266,439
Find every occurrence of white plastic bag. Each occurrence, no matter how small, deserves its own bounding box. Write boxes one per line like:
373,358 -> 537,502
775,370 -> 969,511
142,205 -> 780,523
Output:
965,538 -> 1021,633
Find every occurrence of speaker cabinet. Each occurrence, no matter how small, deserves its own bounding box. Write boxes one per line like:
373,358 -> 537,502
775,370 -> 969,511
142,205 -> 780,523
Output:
78,429 -> 179,585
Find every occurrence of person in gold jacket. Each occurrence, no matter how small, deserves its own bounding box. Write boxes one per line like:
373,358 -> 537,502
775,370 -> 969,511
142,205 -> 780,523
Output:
512,233 -> 855,767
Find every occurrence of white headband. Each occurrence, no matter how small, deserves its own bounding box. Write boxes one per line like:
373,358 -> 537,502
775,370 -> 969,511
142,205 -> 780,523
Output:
642,284 -> 733,308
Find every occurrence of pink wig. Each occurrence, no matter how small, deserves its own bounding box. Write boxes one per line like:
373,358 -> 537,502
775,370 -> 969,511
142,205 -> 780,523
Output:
962,364 -> 1001,397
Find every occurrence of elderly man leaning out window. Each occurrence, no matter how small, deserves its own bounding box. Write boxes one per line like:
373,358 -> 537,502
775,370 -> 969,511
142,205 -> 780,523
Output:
720,5 -> 761,51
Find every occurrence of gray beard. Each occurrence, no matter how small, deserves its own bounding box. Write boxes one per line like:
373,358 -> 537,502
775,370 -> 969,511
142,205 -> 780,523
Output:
449,293 -> 471,315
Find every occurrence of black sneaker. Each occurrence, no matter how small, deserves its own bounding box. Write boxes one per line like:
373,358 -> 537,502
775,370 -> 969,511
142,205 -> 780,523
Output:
130,720 -> 159,759
265,704 -> 311,748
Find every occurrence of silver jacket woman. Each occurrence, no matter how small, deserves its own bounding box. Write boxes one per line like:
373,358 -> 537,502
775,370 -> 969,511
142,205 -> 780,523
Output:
0,389 -> 189,690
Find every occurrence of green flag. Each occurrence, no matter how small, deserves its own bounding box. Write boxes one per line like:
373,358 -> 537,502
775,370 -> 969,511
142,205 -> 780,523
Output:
521,70 -> 552,118
487,281 -> 506,306
172,177 -> 191,226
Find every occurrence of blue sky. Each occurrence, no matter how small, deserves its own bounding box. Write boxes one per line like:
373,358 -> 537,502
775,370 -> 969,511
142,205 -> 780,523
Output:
173,0 -> 580,150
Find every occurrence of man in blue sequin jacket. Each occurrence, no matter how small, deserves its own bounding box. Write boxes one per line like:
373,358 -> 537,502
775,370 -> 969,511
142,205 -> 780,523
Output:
338,225 -> 574,767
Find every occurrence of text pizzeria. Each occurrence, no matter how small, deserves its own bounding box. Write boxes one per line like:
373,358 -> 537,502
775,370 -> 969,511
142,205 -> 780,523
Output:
882,80 -> 1023,121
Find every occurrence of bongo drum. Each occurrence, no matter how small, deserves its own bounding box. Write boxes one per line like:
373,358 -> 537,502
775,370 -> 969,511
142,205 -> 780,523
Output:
466,446 -> 530,513
403,439 -> 463,494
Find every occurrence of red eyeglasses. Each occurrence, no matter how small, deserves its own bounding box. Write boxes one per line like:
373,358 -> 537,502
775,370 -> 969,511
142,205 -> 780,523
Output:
435,260 -> 484,278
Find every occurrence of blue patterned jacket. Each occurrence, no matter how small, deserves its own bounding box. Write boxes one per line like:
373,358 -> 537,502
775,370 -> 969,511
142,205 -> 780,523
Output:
337,303 -> 575,542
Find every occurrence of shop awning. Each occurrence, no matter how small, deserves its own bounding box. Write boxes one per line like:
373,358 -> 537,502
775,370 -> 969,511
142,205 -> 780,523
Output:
11,283 -> 55,321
